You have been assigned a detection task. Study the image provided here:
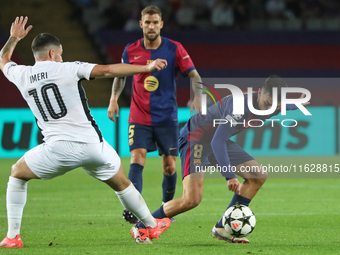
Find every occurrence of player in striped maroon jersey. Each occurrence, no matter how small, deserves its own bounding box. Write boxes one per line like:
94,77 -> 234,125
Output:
108,5 -> 202,224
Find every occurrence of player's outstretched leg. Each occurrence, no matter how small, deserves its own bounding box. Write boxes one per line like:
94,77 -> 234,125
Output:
1,177 -> 27,248
212,160 -> 267,244
161,154 -> 177,223
1,156 -> 39,248
147,218 -> 171,239
130,225 -> 152,244
0,235 -> 23,248
130,217 -> 171,243
211,225 -> 249,243
122,148 -> 146,224
105,164 -> 169,244
212,193 -> 251,243
123,162 -> 143,224
131,173 -> 204,241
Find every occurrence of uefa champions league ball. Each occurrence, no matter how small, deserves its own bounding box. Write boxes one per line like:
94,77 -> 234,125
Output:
222,204 -> 256,237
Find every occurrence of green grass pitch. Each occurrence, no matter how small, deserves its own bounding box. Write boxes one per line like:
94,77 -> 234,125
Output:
0,156 -> 339,254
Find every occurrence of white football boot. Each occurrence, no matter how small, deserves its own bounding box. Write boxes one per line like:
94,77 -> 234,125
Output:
212,225 -> 249,243
130,225 -> 152,244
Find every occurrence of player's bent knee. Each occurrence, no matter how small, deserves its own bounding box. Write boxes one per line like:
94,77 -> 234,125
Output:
10,163 -> 28,180
163,166 -> 176,175
255,167 -> 268,183
247,175 -> 267,187
10,163 -> 18,176
261,170 -> 268,180
256,177 -> 267,186
186,198 -> 201,210
104,164 -> 131,191
163,156 -> 176,175
11,163 -> 24,177
182,195 -> 202,210
245,165 -> 268,181
130,150 -> 147,165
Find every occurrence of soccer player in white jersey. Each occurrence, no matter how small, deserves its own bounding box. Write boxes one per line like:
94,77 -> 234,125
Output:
0,16 -> 170,247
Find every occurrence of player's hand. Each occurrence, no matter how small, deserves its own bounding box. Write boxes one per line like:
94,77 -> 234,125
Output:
108,99 -> 119,122
190,96 -> 202,113
10,16 -> 33,40
146,58 -> 167,72
227,178 -> 240,194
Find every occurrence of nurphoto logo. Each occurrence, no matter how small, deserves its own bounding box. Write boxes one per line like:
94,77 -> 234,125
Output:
199,83 -> 311,128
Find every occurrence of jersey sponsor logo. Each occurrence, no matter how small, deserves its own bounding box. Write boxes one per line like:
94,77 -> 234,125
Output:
134,56 -> 142,60
144,76 -> 159,92
183,55 -> 190,59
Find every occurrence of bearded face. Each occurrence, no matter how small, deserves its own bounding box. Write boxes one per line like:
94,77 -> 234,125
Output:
140,14 -> 163,42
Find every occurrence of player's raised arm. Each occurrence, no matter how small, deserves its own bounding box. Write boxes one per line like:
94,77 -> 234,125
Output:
108,77 -> 126,122
188,69 -> 202,113
90,58 -> 167,79
0,16 -> 33,71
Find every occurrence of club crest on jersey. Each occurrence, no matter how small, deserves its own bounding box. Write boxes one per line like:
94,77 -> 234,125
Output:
194,159 -> 201,166
147,60 -> 154,65
144,76 -> 159,92
129,138 -> 134,146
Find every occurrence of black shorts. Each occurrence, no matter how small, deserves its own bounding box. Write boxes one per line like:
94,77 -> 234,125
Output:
128,123 -> 179,156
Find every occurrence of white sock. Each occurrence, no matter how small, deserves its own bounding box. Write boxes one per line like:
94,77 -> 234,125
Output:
115,183 -> 157,228
6,176 -> 28,239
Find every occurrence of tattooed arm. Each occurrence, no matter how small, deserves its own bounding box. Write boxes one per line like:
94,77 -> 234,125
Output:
188,69 -> 202,114
0,16 -> 32,71
107,77 -> 126,122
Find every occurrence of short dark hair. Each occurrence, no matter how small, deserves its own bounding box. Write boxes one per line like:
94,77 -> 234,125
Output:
262,75 -> 288,101
31,33 -> 61,55
141,5 -> 162,19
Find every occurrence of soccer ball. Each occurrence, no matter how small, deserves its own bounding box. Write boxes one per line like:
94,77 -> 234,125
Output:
222,204 -> 256,237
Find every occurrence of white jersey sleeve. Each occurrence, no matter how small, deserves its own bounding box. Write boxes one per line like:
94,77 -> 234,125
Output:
3,62 -> 26,87
63,61 -> 96,80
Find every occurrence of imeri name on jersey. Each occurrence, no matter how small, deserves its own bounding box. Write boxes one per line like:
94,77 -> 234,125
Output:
30,72 -> 48,83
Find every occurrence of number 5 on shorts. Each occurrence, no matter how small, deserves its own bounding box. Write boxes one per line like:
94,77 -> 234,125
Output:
129,125 -> 135,138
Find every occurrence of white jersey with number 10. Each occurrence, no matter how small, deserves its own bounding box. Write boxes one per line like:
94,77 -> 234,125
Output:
3,61 -> 102,144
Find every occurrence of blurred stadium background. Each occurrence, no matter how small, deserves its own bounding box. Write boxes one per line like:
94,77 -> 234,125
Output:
0,0 -> 340,158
